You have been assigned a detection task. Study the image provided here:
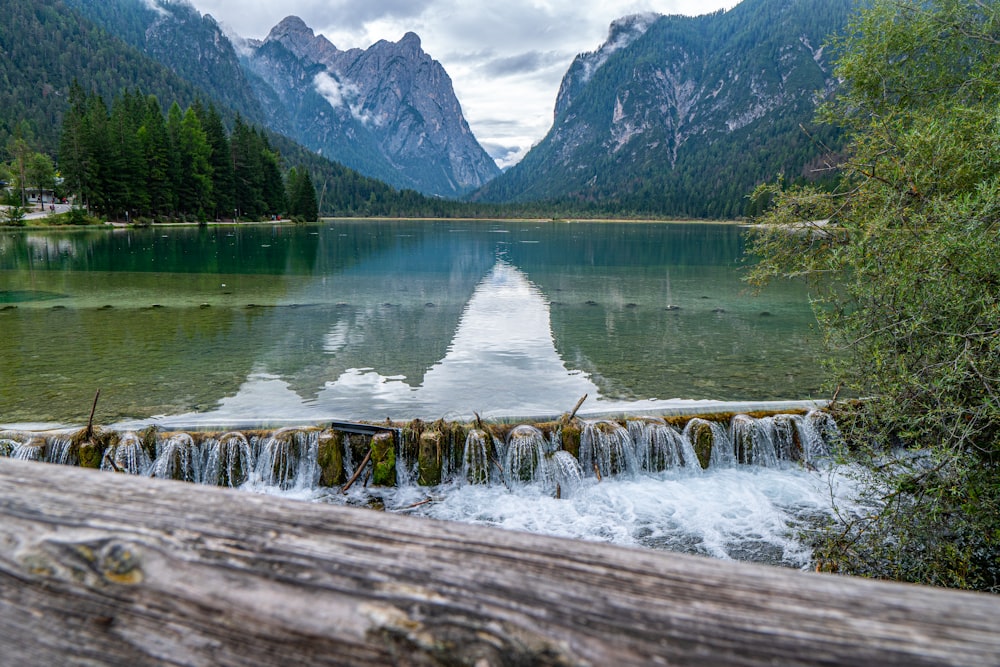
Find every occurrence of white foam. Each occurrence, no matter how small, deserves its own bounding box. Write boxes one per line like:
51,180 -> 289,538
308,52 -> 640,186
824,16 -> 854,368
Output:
263,462 -> 860,568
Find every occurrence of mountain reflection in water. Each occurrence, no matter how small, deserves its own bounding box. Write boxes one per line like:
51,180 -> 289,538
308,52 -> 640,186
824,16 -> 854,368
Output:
163,260 -> 603,425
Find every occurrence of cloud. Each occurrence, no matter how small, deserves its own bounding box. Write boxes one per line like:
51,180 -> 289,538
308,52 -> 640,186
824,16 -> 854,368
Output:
480,142 -> 532,170
313,72 -> 377,125
314,71 -> 350,108
142,0 -> 171,17
481,51 -> 566,78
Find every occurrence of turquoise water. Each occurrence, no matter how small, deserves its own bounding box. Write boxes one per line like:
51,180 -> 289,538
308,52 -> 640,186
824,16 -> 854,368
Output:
0,221 -> 826,425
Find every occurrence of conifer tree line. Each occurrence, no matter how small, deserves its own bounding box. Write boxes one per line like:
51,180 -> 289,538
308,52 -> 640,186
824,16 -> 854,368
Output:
59,84 -> 317,222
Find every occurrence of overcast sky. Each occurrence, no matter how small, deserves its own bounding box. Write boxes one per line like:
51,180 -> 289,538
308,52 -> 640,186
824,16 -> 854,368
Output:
184,0 -> 739,167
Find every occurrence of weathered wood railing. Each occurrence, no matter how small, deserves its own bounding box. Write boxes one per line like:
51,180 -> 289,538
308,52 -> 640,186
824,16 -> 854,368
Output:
1,457 -> 997,666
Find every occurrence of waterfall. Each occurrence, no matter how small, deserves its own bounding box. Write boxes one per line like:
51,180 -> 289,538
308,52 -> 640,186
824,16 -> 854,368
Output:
0,409 -> 844,488
252,428 -> 319,490
202,432 -> 256,487
682,418 -> 736,469
395,432 -> 418,488
580,420 -> 638,479
549,450 -> 584,497
504,425 -> 549,485
11,438 -> 46,462
628,418 -> 699,471
796,410 -> 840,464
769,414 -> 799,461
46,437 -> 77,466
102,432 -> 152,474
461,429 -> 494,485
731,415 -> 779,467
342,433 -> 356,479
147,433 -> 202,482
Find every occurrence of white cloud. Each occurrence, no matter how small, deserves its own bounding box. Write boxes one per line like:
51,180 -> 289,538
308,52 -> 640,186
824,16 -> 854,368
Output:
142,0 -> 171,17
313,71 -> 349,109
313,72 -> 378,126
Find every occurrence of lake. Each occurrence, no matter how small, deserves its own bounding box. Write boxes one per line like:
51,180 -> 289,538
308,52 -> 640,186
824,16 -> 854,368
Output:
0,220 -> 826,427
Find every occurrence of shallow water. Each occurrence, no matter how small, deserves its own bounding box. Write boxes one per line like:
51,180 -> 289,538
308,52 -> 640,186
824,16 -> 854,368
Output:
0,221 -> 825,425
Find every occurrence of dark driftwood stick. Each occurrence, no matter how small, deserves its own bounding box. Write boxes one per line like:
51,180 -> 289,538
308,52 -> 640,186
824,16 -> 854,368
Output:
0,458 -> 998,666
85,389 -> 100,440
340,448 -> 372,494
399,497 -> 436,511
563,393 -> 588,423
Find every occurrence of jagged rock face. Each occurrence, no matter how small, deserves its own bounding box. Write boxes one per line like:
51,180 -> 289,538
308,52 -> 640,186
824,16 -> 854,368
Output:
241,33 -> 397,188
246,17 -> 499,196
475,0 -> 852,218
143,10 -> 265,122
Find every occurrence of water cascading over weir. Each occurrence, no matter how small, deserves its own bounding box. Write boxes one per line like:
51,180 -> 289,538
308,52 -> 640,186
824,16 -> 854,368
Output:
0,409 -> 841,498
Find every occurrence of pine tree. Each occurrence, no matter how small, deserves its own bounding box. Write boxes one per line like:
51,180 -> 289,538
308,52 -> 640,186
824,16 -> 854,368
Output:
164,101 -> 184,214
195,101 -> 234,220
83,94 -> 114,215
259,134 -> 285,217
138,95 -> 171,217
108,90 -> 146,217
58,81 -> 89,207
177,107 -> 213,218
230,115 -> 263,218
286,166 -> 318,221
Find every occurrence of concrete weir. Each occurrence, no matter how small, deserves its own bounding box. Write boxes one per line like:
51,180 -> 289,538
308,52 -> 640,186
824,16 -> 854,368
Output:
0,402 -> 840,492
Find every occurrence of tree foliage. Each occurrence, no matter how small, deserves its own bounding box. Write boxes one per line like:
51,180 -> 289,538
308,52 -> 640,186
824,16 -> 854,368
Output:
59,90 -> 290,221
286,167 -> 319,222
748,0 -> 1000,591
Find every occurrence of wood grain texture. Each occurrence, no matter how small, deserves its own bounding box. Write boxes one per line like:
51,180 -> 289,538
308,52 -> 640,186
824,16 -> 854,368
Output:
0,457 -> 997,666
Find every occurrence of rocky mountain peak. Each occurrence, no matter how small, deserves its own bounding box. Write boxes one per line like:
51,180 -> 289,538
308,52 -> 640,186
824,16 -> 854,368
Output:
266,16 -> 313,42
247,16 -> 499,196
263,15 -> 339,63
398,31 -> 422,51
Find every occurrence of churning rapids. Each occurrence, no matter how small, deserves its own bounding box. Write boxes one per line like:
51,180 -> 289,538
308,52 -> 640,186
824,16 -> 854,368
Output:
0,410 -> 861,569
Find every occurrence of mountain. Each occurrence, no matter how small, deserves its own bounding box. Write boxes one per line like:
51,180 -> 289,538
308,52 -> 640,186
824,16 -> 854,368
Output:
241,17 -> 500,197
0,0 -> 472,219
473,0 -> 852,218
60,2 -> 499,197
0,0 -> 207,154
61,0 -> 266,124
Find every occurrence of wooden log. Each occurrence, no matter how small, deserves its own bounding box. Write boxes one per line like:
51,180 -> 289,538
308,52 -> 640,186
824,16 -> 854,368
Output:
0,458 -> 997,666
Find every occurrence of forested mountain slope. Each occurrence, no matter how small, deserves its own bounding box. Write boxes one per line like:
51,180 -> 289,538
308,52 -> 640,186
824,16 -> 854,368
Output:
62,0 -> 267,125
473,0 -> 852,218
0,0 -> 203,153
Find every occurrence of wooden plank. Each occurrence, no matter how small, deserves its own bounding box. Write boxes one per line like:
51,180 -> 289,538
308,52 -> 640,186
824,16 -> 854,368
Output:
0,457 -> 997,666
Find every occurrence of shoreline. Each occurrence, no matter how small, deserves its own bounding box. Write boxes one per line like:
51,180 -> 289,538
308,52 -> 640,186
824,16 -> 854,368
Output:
1,215 -> 745,231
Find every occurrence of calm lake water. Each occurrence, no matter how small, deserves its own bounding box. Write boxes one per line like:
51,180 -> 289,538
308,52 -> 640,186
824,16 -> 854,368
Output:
0,221 -> 826,426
